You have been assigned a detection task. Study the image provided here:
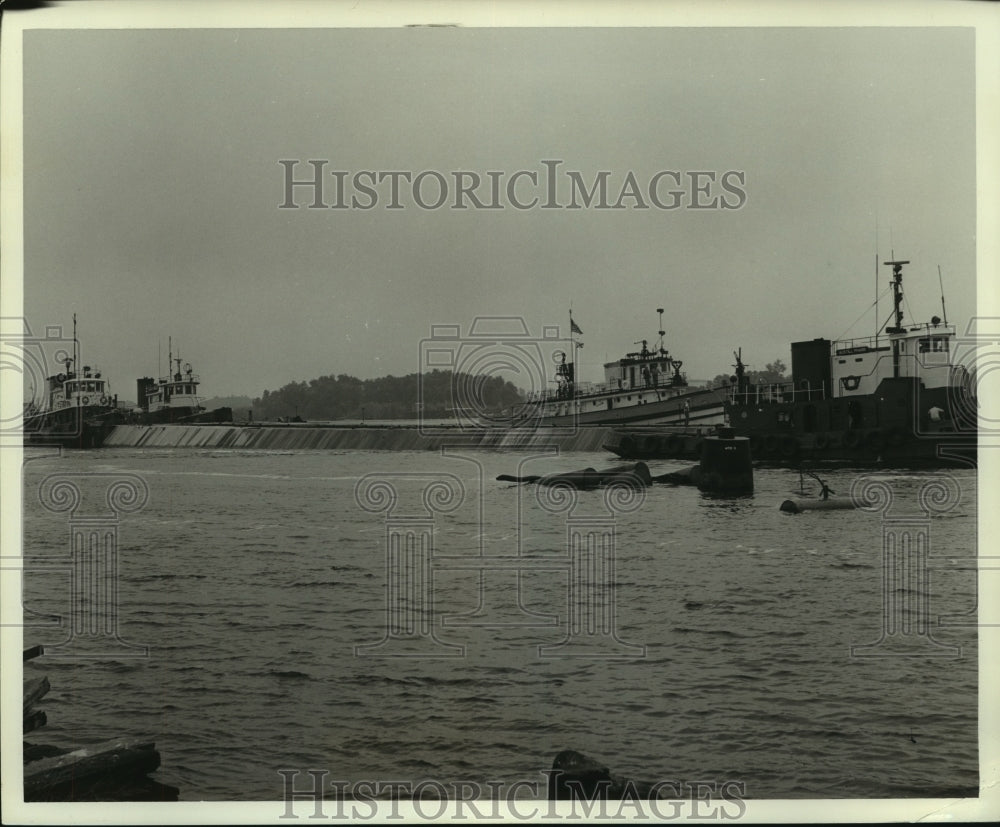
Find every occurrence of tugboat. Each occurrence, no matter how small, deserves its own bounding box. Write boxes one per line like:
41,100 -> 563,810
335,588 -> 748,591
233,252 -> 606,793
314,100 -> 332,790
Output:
725,259 -> 977,466
518,309 -> 727,428
135,342 -> 232,424
22,318 -> 123,449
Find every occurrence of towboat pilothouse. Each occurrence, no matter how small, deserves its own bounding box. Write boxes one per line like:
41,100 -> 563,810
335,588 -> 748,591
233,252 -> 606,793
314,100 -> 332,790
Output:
518,309 -> 726,428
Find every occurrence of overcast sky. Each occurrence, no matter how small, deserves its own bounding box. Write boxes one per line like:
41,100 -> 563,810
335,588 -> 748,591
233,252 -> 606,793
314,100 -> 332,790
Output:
18,15 -> 980,400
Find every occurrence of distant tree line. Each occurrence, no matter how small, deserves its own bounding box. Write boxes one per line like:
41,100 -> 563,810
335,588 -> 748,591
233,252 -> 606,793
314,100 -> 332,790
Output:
252,370 -> 524,420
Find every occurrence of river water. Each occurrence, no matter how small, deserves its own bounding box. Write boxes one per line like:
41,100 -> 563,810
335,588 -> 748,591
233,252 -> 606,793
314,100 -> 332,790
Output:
19,447 -> 978,801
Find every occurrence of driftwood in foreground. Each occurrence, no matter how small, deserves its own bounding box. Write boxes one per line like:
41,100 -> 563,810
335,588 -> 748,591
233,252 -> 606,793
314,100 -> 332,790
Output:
24,738 -> 179,801
22,644 -> 179,802
23,676 -> 50,716
24,710 -> 47,734
23,644 -> 45,662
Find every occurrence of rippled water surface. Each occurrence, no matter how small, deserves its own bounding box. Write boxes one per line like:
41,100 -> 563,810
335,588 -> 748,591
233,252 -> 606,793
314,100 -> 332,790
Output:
20,448 -> 978,800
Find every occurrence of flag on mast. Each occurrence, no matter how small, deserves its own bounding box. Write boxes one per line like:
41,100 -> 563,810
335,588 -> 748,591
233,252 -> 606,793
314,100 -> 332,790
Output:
570,317 -> 583,335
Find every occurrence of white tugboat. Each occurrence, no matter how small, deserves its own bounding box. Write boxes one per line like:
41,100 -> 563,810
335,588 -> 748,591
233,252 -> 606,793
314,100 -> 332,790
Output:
22,316 -> 122,448
519,308 -> 726,428
135,340 -> 232,424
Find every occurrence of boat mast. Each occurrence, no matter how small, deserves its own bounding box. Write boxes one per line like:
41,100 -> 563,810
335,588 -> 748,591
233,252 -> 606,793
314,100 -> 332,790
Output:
73,313 -> 78,407
884,259 -> 908,332
874,253 -> 879,350
657,308 -> 665,355
938,265 -> 948,326
883,259 -> 909,378
568,309 -> 576,398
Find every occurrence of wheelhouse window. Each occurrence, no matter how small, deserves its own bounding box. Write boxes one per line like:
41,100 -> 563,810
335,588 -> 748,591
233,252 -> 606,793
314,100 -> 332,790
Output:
919,336 -> 949,353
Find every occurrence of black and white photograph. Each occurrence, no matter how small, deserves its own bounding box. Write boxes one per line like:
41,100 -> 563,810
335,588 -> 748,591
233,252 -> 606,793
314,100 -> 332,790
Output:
2,0 -> 998,822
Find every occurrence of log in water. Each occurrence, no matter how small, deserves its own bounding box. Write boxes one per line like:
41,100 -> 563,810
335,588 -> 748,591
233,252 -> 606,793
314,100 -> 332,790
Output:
779,497 -> 859,513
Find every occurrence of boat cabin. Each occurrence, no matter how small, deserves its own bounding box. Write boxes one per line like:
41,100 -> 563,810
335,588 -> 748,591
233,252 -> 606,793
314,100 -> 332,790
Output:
45,363 -> 111,409
138,360 -> 202,414
602,338 -> 686,392
784,318 -> 958,402
726,260 -> 972,436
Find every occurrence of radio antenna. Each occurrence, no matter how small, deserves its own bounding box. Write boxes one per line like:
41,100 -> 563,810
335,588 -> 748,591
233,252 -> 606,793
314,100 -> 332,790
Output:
874,252 -> 879,347
937,265 -> 948,326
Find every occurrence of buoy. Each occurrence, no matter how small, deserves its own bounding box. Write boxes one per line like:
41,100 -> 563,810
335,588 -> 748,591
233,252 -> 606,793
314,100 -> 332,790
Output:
697,429 -> 753,493
652,429 -> 753,494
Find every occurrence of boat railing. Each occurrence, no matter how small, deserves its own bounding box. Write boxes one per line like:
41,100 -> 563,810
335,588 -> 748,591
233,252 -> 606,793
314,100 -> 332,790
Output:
522,379 -> 690,404
834,323 -> 956,354
728,380 -> 828,406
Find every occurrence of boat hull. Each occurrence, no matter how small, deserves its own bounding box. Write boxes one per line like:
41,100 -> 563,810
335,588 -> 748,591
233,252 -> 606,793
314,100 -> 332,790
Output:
23,406 -> 120,449
723,377 -> 976,467
135,406 -> 233,425
517,387 -> 727,428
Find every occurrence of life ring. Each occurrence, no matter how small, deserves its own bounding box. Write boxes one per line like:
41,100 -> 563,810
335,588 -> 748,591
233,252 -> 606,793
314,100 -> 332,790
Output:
56,373 -> 66,383
865,430 -> 886,451
780,435 -> 799,457
840,375 -> 862,392
81,395 -> 91,405
99,395 -> 108,406
814,434 -> 830,451
843,430 -> 862,449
